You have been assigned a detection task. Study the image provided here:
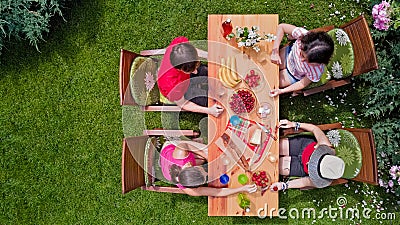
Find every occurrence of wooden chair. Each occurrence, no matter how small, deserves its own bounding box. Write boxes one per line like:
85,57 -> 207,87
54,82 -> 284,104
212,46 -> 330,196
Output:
282,122 -> 378,187
119,49 -> 182,111
297,15 -> 379,96
122,130 -> 200,194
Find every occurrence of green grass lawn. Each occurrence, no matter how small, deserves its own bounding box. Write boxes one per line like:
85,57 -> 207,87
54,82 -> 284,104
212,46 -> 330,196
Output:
1,0 -> 399,224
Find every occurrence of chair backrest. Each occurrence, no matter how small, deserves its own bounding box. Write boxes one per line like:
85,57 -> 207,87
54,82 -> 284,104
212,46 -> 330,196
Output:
119,49 -> 139,106
340,15 -> 378,76
122,136 -> 147,194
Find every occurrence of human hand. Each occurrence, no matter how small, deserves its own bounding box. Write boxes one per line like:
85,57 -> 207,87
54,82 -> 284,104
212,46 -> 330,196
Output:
241,184 -> 257,193
270,182 -> 284,192
208,103 -> 224,117
278,119 -> 295,129
270,52 -> 281,65
269,89 -> 282,97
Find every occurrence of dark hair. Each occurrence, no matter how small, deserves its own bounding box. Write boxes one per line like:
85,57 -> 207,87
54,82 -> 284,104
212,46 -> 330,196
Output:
300,31 -> 334,65
170,164 -> 207,188
170,42 -> 199,73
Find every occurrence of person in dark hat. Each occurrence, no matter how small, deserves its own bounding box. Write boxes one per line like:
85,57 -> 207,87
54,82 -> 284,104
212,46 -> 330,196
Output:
270,119 -> 345,191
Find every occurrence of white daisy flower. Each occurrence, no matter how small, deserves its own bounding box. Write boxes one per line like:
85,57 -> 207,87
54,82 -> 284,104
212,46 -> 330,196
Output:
265,33 -> 277,42
332,61 -> 343,79
327,130 -> 341,147
248,30 -> 258,39
144,72 -> 155,91
335,29 -> 350,46
236,26 -> 244,36
238,41 -> 245,47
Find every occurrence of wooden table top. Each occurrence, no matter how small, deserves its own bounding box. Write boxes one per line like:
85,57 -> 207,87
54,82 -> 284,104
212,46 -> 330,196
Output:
207,14 -> 279,217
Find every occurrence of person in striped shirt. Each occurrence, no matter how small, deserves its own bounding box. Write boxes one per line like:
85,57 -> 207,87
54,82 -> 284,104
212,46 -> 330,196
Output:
269,24 -> 334,97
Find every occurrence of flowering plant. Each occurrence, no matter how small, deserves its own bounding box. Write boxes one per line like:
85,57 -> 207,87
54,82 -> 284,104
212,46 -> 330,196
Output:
379,164 -> 400,196
227,26 -> 276,52
372,0 -> 400,30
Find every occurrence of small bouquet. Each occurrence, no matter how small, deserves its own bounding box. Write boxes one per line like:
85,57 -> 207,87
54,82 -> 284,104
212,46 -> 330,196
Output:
372,0 -> 400,30
227,26 -> 276,52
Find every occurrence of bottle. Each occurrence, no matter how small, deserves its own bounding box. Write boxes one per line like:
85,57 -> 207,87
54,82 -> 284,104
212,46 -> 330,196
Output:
222,18 -> 233,39
237,193 -> 251,212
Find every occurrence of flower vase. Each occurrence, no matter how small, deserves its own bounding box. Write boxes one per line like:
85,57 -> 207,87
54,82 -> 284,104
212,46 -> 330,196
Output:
241,47 -> 253,59
257,43 -> 269,63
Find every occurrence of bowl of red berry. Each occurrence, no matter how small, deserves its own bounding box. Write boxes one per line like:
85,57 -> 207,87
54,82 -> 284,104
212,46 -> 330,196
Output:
228,89 -> 256,115
244,68 -> 264,91
251,170 -> 270,190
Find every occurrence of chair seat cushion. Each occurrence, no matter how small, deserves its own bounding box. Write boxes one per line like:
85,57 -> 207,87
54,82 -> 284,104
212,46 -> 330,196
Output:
304,28 -> 354,89
159,92 -> 176,105
129,57 -> 160,106
326,129 -> 362,179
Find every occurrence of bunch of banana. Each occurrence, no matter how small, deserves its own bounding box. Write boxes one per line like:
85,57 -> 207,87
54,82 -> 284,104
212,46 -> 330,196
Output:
218,56 -> 241,88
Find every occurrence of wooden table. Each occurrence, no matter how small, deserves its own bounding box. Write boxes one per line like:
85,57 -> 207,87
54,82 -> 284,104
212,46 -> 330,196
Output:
207,14 -> 279,217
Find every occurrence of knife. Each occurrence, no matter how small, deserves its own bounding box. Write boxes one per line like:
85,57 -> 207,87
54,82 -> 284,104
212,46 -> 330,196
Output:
256,122 -> 277,141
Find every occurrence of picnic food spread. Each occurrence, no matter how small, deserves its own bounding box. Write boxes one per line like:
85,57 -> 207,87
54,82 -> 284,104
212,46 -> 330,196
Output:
208,14 -> 279,216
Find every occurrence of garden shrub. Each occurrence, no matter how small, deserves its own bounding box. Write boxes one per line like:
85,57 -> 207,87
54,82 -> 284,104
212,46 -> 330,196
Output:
0,0 -> 70,54
359,6 -> 400,195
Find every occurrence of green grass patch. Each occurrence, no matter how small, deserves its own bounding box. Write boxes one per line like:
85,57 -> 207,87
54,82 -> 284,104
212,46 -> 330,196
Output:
1,0 -> 398,224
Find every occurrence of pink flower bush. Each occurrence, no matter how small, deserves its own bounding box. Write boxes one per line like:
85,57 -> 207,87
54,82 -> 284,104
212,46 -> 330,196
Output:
380,165 -> 400,195
372,1 -> 391,30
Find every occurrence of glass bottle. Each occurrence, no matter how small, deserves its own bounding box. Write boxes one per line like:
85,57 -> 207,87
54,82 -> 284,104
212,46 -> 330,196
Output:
222,18 -> 233,39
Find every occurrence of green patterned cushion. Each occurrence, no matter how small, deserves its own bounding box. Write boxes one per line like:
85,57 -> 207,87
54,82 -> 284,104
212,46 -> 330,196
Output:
159,92 -> 176,105
129,57 -> 160,106
326,129 -> 362,179
144,137 -> 173,185
305,28 -> 354,89
144,137 -> 155,186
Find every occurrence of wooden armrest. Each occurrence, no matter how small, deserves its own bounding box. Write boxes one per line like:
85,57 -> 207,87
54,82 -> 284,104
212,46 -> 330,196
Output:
140,48 -> 166,56
143,129 -> 199,137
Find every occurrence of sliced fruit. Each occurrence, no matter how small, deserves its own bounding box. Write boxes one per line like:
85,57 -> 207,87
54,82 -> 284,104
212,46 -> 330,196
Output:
219,67 -> 235,88
231,56 -> 239,81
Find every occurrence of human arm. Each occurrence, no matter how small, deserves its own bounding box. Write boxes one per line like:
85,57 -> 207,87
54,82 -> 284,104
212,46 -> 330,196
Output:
196,48 -> 208,59
175,97 -> 224,117
269,76 -> 312,97
278,119 -> 332,147
182,184 -> 257,197
271,23 -> 297,65
175,141 -> 208,159
270,177 -> 315,191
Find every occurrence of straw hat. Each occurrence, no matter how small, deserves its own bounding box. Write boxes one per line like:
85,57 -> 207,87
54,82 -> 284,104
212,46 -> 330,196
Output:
308,145 -> 345,188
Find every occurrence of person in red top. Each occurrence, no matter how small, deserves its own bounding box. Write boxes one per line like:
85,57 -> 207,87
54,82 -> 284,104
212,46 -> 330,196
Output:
157,36 -> 223,117
270,119 -> 345,191
269,24 -> 334,97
